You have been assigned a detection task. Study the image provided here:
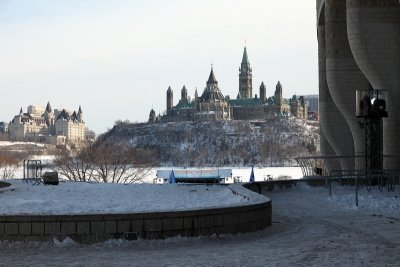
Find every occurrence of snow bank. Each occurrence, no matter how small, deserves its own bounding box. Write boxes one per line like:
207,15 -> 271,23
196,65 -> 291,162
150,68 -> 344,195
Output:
0,180 -> 248,215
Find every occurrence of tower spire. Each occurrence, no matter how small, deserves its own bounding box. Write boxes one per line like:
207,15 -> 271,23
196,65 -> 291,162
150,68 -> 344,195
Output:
45,101 -> 52,113
239,46 -> 253,98
207,66 -> 218,86
242,46 -> 249,65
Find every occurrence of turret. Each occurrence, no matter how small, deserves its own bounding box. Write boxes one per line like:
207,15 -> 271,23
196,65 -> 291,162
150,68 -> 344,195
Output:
275,81 -> 283,106
45,101 -> 52,113
181,86 -> 188,103
148,109 -> 156,123
207,67 -> 218,88
260,82 -> 266,102
166,86 -> 173,115
77,106 -> 83,123
42,102 -> 55,132
72,111 -> 78,122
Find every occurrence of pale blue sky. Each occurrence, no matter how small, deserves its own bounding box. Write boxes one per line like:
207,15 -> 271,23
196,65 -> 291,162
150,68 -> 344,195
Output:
0,0 -> 317,134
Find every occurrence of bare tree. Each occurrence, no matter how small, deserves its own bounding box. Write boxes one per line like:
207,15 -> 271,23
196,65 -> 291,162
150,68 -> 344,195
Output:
0,154 -> 19,179
52,145 -> 94,182
53,139 -> 158,183
91,139 -> 157,183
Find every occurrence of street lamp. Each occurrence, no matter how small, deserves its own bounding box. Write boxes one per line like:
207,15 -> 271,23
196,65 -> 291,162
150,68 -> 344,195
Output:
356,88 -> 388,171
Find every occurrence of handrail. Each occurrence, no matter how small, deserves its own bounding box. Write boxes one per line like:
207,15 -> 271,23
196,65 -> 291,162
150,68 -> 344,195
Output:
328,169 -> 400,206
294,155 -> 400,179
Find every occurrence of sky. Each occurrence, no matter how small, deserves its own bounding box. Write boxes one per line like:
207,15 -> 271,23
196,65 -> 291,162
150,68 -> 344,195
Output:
0,0 -> 318,134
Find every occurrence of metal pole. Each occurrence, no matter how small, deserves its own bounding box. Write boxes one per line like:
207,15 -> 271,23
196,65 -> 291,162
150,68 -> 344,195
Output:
355,174 -> 359,207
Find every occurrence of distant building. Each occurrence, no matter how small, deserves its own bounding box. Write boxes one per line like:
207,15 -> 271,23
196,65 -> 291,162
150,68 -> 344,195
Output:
27,105 -> 45,117
0,122 -> 8,133
84,127 -> 96,141
194,68 -> 231,121
303,95 -> 319,121
303,95 -> 319,112
8,102 -> 93,144
150,47 -> 308,123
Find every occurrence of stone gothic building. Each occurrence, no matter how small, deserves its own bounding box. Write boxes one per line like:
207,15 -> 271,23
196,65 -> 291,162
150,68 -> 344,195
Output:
149,47 -> 308,123
8,102 -> 91,144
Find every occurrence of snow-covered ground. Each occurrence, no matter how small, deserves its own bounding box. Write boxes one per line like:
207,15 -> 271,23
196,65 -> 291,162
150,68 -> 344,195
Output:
0,180 -> 247,215
0,183 -> 399,266
0,141 -> 46,147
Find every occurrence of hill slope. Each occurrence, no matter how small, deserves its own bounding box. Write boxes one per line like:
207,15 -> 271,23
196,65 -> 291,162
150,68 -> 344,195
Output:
101,118 -> 319,167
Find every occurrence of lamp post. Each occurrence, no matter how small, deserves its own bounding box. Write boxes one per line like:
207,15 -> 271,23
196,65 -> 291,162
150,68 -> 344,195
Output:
356,88 -> 388,171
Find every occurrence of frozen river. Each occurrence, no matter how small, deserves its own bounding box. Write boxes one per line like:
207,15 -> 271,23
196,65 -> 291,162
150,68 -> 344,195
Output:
1,183 -> 399,266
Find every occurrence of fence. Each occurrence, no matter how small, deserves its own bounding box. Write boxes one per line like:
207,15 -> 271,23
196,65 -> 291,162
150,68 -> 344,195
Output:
23,160 -> 42,184
329,169 -> 400,206
295,155 -> 400,179
294,156 -> 400,206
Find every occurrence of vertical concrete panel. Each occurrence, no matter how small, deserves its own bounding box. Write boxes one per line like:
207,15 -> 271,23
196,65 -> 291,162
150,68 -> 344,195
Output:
320,128 -> 335,156
325,0 -> 369,168
318,21 -> 354,163
347,0 -> 400,158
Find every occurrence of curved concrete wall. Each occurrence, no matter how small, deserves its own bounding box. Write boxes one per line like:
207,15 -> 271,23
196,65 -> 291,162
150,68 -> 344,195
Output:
0,184 -> 271,244
317,0 -> 326,24
325,0 -> 369,165
320,128 -> 336,156
318,22 -> 354,161
347,0 -> 400,157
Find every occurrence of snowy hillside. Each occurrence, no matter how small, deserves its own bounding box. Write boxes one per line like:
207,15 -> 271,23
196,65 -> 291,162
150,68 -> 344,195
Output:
101,118 -> 319,167
0,141 -> 52,155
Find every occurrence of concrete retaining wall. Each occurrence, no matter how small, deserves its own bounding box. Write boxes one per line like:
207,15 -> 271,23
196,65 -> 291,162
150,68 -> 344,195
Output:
0,184 -> 271,244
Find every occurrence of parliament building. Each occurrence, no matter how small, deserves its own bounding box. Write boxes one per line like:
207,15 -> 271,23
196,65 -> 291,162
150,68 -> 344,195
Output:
149,47 -> 308,123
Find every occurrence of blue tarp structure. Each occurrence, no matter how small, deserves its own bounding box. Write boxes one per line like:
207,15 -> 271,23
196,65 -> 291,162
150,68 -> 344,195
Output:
169,170 -> 176,184
157,169 -> 232,184
249,165 -> 255,183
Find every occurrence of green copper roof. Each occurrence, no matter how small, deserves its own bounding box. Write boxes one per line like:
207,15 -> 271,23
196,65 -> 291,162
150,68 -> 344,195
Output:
174,100 -> 193,110
266,96 -> 276,105
266,96 -> 290,105
228,98 -> 264,107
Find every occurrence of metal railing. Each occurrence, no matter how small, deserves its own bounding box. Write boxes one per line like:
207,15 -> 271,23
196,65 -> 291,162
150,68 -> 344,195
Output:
23,160 -> 42,185
328,169 -> 400,206
294,155 -> 400,206
295,155 -> 400,179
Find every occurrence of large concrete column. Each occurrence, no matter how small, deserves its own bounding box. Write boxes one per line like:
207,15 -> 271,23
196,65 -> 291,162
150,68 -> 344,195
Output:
320,128 -> 336,156
325,0 -> 370,164
347,0 -> 400,157
318,22 -> 354,159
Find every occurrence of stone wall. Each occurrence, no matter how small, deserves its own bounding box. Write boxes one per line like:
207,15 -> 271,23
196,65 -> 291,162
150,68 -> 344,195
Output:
0,184 -> 271,244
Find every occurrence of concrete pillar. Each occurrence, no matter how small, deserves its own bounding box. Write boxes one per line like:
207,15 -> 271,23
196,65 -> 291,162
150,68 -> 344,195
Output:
325,0 -> 369,167
347,0 -> 400,158
320,127 -> 336,156
318,22 -> 354,160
